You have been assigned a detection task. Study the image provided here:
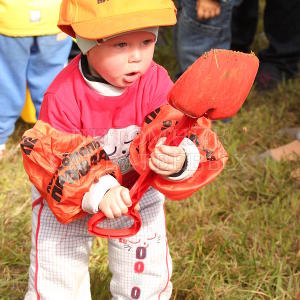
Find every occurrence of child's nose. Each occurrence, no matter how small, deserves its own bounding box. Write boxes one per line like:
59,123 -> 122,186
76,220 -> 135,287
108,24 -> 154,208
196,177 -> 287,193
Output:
128,48 -> 142,63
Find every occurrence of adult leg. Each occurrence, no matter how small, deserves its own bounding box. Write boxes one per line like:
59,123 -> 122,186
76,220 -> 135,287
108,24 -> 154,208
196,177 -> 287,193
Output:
173,0 -> 182,66
25,187 -> 93,300
230,0 -> 259,52
175,0 -> 233,75
27,34 -> 72,118
107,188 -> 172,299
259,0 -> 300,79
0,35 -> 31,145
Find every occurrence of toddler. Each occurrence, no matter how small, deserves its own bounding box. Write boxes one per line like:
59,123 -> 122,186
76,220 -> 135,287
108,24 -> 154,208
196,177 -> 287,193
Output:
21,0 -> 224,299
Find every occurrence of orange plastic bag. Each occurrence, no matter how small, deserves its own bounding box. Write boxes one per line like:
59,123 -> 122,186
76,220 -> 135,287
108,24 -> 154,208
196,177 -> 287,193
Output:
129,104 -> 228,199
20,120 -> 121,224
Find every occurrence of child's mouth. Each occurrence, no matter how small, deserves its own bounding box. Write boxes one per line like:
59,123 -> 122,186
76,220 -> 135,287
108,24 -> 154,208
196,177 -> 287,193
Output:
124,72 -> 140,83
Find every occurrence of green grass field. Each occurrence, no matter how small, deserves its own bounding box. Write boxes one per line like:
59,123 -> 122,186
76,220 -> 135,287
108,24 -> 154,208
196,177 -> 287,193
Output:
1,13 -> 300,300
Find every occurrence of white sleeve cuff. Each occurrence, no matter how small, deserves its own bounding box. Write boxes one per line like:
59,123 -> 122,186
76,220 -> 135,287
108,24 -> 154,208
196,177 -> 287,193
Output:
167,137 -> 200,181
81,175 -> 120,214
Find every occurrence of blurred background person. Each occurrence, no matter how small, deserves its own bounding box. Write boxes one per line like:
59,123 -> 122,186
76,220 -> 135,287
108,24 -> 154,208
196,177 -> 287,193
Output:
0,0 -> 72,158
174,0 -> 238,79
173,0 -> 239,123
231,0 -> 300,161
231,0 -> 300,90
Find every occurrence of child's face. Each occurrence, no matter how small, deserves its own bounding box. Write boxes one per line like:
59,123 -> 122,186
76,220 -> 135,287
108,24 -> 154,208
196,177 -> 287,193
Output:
86,31 -> 156,88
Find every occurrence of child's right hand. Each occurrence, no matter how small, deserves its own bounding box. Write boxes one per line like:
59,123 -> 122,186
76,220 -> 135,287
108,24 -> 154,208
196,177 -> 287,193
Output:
98,186 -> 132,219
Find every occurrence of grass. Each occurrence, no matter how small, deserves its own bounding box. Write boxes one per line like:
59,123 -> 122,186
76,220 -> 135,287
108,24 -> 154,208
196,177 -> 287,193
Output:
1,12 -> 300,300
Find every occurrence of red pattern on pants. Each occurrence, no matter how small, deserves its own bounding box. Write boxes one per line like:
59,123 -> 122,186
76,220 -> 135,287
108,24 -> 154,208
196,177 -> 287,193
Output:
25,186 -> 172,300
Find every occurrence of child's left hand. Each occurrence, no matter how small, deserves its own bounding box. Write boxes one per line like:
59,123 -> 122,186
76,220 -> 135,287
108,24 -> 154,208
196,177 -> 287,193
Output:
149,138 -> 186,176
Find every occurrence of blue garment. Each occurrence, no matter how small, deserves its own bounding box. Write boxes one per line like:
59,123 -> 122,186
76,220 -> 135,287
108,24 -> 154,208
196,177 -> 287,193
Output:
0,34 -> 72,144
174,0 -> 234,76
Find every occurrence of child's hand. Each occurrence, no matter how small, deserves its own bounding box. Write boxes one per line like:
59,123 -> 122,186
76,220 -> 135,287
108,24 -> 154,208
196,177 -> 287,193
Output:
99,186 -> 132,219
149,139 -> 186,176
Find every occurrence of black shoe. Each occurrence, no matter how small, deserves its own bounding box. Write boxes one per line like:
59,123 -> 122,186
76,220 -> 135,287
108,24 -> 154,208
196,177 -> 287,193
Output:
255,63 -> 283,91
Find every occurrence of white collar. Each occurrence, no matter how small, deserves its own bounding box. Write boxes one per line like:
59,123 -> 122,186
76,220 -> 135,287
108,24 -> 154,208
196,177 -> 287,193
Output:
79,59 -> 126,96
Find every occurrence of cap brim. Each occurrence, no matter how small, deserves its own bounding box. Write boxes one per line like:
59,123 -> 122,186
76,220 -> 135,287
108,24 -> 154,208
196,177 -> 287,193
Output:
71,8 -> 176,40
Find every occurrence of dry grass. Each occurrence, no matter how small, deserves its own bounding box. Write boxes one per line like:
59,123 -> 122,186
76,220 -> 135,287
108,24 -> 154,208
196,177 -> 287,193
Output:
1,10 -> 300,299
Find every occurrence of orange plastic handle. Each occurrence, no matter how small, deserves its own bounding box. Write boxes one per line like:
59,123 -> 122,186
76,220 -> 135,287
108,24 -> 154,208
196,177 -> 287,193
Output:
87,171 -> 153,238
87,209 -> 142,238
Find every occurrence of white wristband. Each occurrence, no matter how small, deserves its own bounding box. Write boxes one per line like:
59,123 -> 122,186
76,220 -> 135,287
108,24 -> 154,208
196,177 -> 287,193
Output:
167,137 -> 200,181
82,175 -> 120,214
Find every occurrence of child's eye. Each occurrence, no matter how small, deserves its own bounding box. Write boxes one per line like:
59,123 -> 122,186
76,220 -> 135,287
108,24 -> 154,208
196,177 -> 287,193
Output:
142,39 -> 153,46
114,42 -> 127,48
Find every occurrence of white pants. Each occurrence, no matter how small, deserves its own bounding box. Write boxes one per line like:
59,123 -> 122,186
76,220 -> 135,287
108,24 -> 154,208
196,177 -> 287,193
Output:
25,187 -> 172,300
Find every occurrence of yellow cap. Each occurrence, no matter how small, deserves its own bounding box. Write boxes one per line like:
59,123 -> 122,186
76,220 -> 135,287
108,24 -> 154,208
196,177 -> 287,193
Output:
58,0 -> 177,39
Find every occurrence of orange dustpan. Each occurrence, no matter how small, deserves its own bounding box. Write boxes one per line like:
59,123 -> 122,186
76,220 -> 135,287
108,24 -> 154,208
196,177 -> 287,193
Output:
88,49 -> 259,238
